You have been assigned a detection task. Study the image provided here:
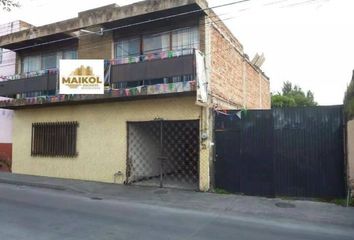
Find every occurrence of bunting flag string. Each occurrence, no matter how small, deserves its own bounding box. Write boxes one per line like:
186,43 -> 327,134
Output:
109,49 -> 188,66
214,107 -> 247,120
2,49 -> 193,83
0,80 -> 196,107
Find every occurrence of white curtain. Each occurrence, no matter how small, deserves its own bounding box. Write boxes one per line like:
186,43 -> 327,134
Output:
143,32 -> 170,54
22,55 -> 41,73
172,27 -> 199,54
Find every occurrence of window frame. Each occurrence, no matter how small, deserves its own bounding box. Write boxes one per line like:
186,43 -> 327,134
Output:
114,37 -> 141,59
31,121 -> 79,157
21,48 -> 78,73
113,26 -> 200,59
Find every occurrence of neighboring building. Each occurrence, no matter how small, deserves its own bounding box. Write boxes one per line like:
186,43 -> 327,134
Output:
345,70 -> 354,194
0,108 -> 13,172
0,0 -> 270,190
0,21 -> 32,172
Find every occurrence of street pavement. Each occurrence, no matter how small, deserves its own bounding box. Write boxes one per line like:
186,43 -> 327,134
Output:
0,177 -> 353,240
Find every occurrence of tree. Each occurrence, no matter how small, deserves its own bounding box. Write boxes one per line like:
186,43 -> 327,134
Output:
344,70 -> 354,120
271,81 -> 317,108
0,0 -> 19,11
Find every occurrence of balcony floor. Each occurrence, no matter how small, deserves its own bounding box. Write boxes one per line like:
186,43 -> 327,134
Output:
0,81 -> 196,109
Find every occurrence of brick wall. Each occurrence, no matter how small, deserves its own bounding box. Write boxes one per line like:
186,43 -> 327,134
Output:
207,12 -> 270,110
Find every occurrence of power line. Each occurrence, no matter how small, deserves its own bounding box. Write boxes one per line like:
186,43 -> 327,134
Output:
0,0 -> 330,70
0,0 -> 250,56
0,6 -> 243,68
0,0 -> 330,53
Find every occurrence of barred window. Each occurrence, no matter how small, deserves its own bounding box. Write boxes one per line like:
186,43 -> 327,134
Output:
31,122 -> 78,157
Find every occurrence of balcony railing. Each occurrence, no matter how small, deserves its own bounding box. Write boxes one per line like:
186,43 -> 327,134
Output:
0,49 -> 198,109
0,70 -> 58,98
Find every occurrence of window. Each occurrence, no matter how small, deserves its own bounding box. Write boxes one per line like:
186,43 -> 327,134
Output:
143,32 -> 170,54
63,49 -> 77,59
21,49 -> 77,73
172,27 -> 199,55
41,53 -> 57,70
115,38 -> 140,59
31,122 -> 78,157
22,55 -> 41,73
114,27 -> 200,59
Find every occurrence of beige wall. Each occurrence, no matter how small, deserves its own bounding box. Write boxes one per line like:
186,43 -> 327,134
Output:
12,96 -> 210,191
348,120 -> 354,191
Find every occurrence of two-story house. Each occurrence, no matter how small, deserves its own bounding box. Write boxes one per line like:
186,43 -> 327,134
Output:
0,20 -> 32,172
0,0 -> 270,191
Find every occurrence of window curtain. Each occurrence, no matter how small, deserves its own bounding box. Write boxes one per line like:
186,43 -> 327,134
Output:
172,27 -> 199,55
22,55 -> 41,73
115,38 -> 140,59
143,32 -> 170,55
21,49 -> 77,73
41,53 -> 57,70
63,50 -> 77,59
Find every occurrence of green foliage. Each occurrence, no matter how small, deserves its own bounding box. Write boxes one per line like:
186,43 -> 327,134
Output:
329,198 -> 354,207
214,188 -> 232,195
344,73 -> 354,120
271,94 -> 296,108
271,81 -> 318,108
0,0 -> 19,11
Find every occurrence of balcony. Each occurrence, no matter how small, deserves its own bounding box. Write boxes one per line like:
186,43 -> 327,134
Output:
0,50 -> 198,109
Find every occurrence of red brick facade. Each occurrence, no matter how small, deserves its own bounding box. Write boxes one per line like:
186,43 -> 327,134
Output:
0,143 -> 12,172
208,12 -> 270,110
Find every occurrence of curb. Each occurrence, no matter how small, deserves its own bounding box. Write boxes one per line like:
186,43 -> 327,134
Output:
0,178 -> 68,191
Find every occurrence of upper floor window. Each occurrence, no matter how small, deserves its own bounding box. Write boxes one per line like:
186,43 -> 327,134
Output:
63,50 -> 77,59
114,26 -> 199,59
21,49 -> 77,73
172,27 -> 199,55
22,55 -> 41,73
115,37 -> 140,59
41,53 -> 57,70
143,32 -> 170,54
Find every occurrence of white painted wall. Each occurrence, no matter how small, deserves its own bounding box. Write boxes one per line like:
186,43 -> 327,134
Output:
0,109 -> 13,143
0,21 -> 28,144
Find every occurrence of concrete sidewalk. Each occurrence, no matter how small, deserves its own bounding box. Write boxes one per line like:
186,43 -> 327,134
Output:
0,172 -> 353,229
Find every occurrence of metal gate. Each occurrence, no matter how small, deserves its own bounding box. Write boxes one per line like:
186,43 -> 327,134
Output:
215,106 -> 345,198
127,120 -> 199,190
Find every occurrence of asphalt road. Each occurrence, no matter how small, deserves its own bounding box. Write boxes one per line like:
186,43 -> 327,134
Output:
0,183 -> 353,240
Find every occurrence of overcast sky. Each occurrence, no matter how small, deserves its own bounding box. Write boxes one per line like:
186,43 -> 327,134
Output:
0,0 -> 353,105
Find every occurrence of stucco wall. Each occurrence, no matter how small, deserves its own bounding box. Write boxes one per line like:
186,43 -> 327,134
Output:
0,109 -> 13,143
12,96 -> 210,191
348,120 -> 354,191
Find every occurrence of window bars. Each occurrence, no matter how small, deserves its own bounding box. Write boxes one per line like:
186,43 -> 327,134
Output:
31,121 -> 78,157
